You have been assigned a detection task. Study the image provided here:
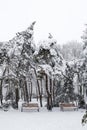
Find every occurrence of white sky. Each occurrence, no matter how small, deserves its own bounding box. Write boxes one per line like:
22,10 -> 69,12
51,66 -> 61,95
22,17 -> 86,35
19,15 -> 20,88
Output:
0,0 -> 87,45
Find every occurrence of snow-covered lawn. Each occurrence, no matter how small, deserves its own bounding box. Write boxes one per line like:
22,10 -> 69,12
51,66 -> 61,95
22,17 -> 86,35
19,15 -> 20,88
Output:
0,108 -> 86,130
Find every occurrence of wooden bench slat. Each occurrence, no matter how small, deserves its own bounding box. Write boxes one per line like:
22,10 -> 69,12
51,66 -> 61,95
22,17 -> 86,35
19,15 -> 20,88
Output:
21,103 -> 39,112
59,103 -> 78,111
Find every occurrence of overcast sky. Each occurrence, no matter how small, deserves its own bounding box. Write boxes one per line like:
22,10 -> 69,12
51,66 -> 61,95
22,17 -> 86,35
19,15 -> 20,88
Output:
0,0 -> 87,45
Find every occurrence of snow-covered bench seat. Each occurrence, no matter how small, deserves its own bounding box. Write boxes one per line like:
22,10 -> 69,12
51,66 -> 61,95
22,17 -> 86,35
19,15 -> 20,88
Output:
59,103 -> 78,111
21,103 -> 39,112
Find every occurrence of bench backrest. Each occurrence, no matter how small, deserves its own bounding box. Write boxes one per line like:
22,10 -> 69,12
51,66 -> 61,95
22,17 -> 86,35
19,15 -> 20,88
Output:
60,103 -> 75,107
22,103 -> 39,107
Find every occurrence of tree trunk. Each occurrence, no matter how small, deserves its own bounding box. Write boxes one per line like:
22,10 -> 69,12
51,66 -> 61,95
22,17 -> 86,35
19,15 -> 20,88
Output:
49,78 -> 52,108
15,87 -> 19,108
0,68 -> 7,105
23,84 -> 26,101
53,78 -> 55,105
45,74 -> 52,110
24,77 -> 29,102
33,68 -> 43,107
0,79 -> 3,105
29,82 -> 32,102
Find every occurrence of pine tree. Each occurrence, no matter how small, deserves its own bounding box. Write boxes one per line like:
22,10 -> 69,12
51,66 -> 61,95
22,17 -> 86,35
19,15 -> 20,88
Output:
34,34 -> 64,109
60,63 -> 76,103
15,22 -> 36,102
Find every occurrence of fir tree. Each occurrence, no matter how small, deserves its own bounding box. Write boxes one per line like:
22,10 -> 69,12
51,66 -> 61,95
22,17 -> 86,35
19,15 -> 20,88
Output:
60,63 -> 76,103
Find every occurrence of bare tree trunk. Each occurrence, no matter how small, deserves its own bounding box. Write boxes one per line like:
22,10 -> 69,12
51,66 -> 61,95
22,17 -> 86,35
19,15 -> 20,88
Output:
15,87 -> 19,108
40,78 -> 43,106
49,78 -> 52,108
36,84 -> 38,101
24,77 -> 29,102
0,68 -> 7,105
45,74 -> 52,110
23,84 -> 26,101
0,79 -> 3,105
29,82 -> 32,102
53,78 -> 55,105
33,68 -> 43,107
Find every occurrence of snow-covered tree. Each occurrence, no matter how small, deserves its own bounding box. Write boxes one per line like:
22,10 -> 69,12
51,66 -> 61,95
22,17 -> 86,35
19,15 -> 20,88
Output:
58,63 -> 76,103
11,21 -> 36,103
65,63 -> 76,101
34,34 -> 64,109
61,41 -> 83,61
0,22 -> 37,108
34,33 -> 63,69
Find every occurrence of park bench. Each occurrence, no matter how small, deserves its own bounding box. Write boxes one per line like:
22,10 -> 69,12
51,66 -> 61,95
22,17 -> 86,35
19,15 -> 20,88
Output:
21,102 -> 39,112
59,103 -> 78,111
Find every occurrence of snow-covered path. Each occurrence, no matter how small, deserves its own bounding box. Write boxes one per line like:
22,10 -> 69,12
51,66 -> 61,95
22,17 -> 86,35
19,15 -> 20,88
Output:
0,108 -> 86,130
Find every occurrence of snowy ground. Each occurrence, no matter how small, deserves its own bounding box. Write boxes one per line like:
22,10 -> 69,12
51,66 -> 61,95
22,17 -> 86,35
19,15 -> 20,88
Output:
0,107 -> 87,130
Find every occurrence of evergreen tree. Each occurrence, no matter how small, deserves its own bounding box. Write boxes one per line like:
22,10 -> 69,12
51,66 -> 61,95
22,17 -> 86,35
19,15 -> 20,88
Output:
14,21 -> 36,102
34,34 -> 64,109
60,63 -> 76,103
